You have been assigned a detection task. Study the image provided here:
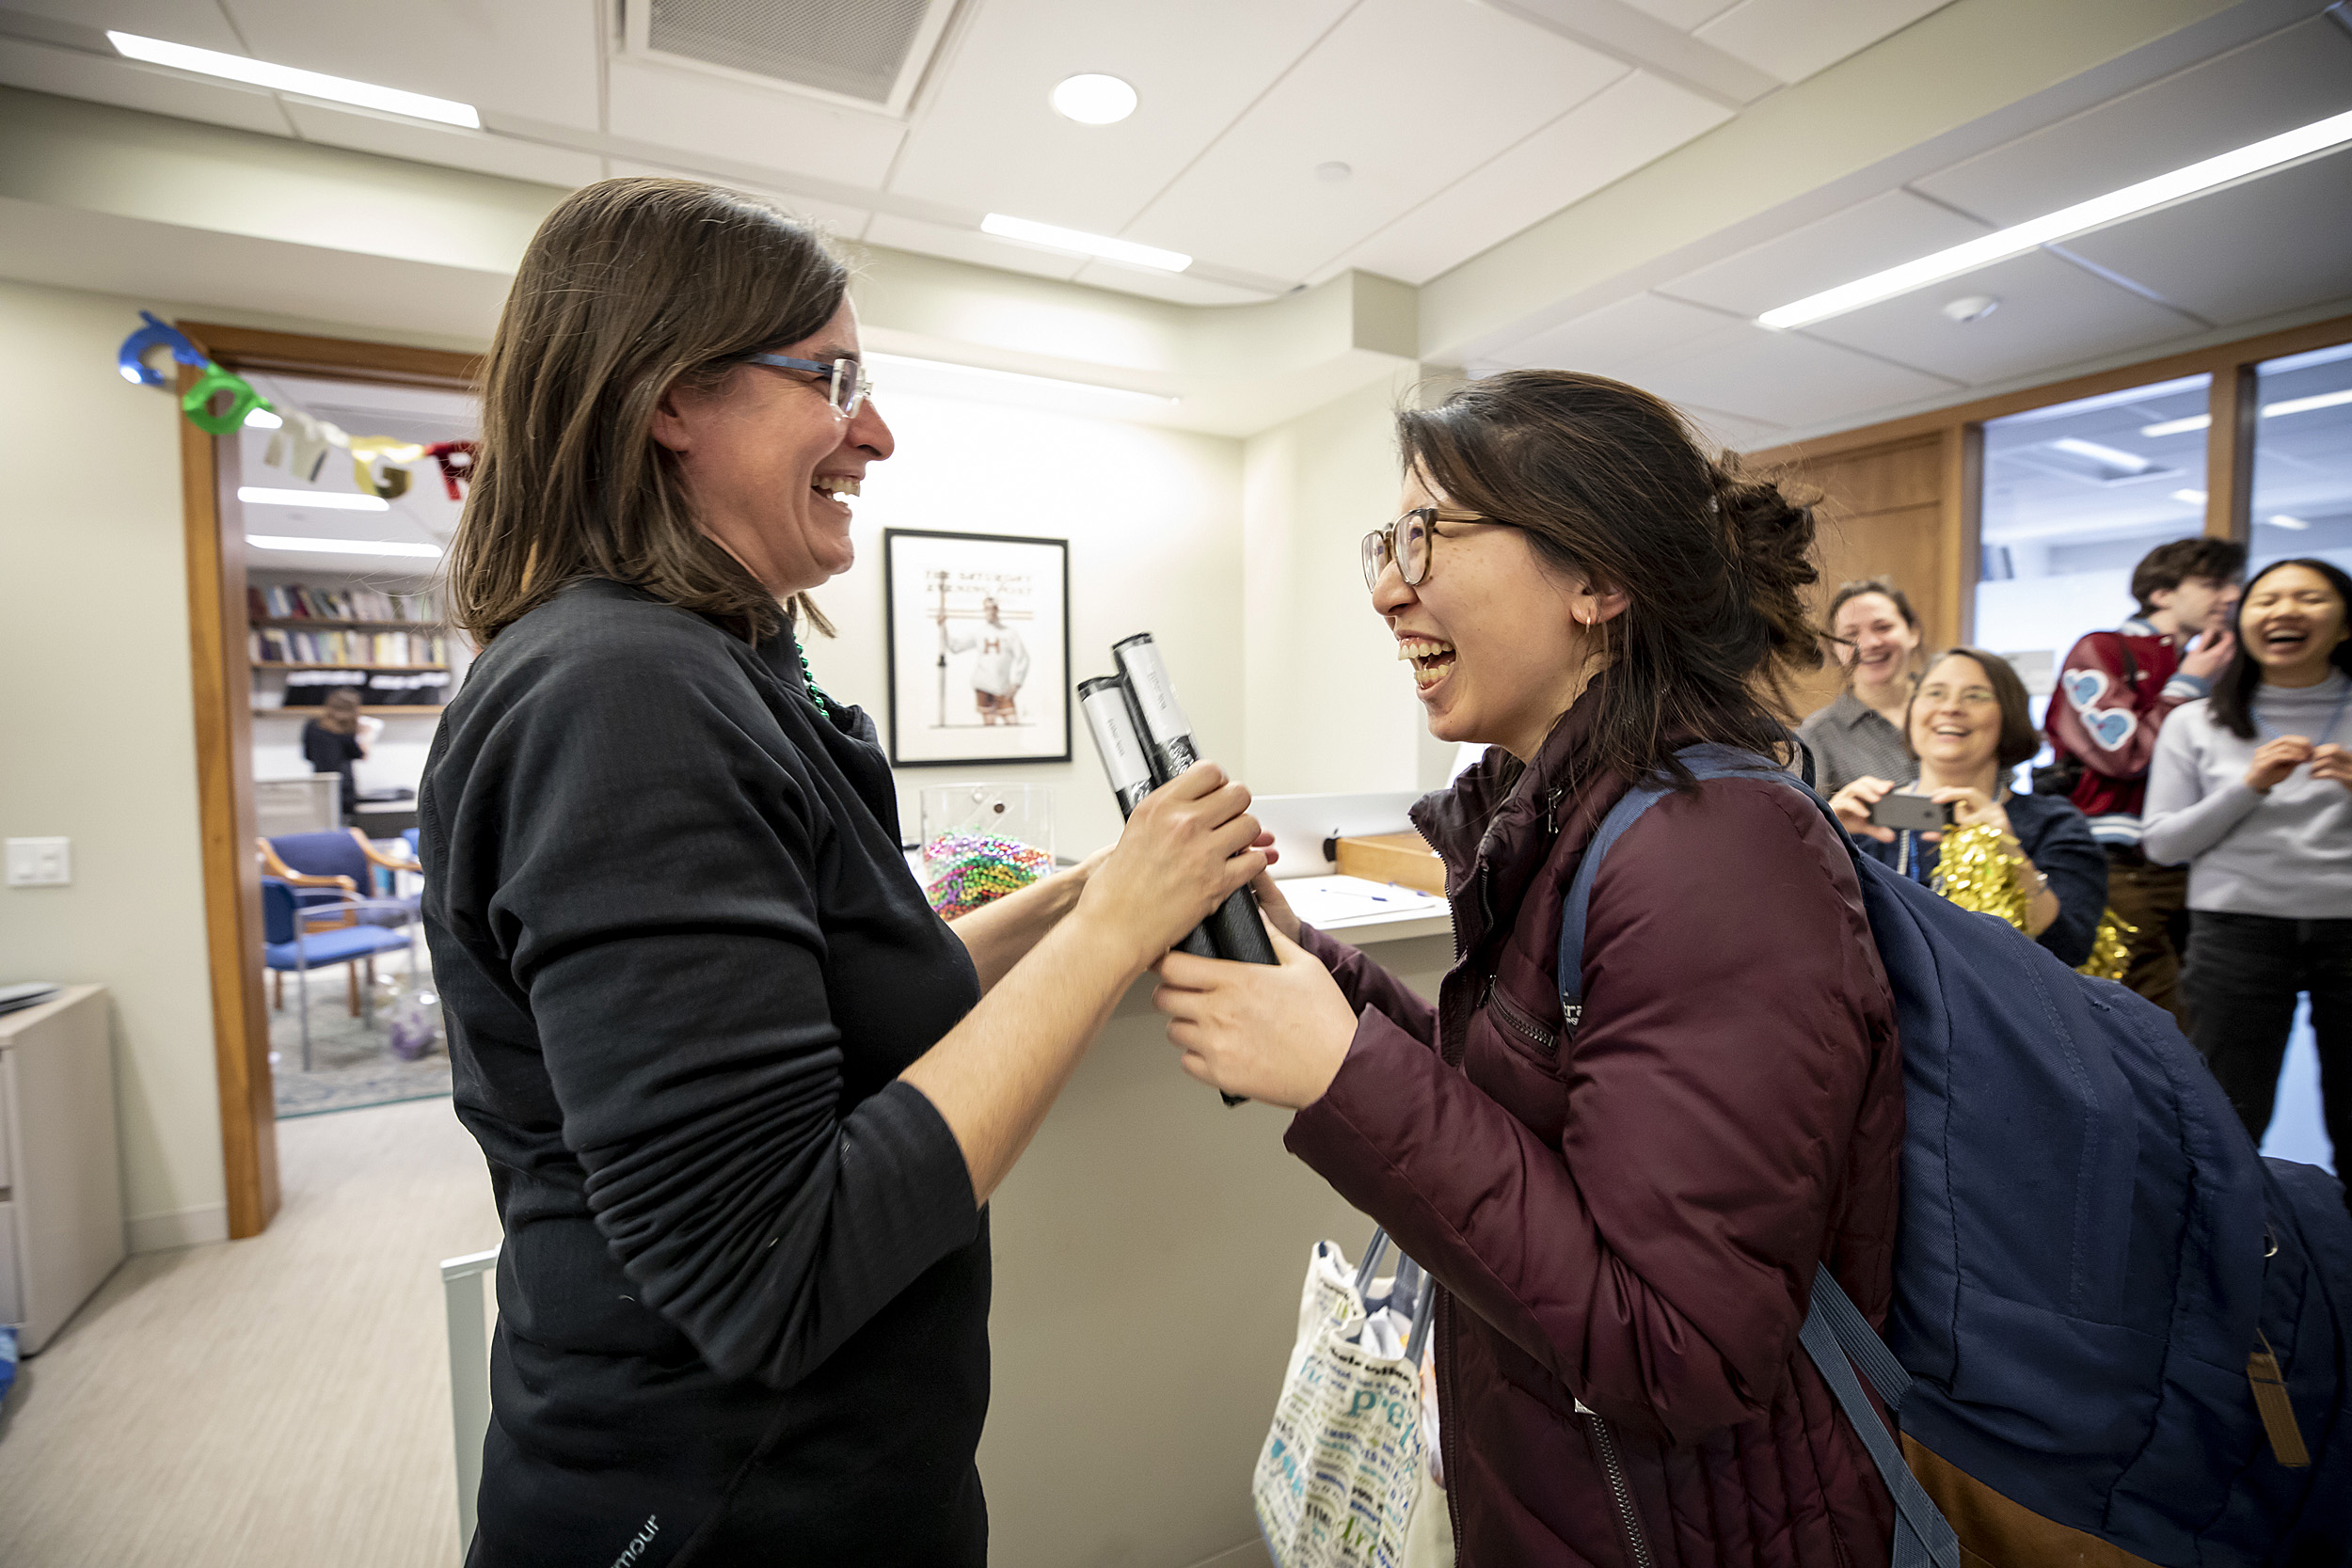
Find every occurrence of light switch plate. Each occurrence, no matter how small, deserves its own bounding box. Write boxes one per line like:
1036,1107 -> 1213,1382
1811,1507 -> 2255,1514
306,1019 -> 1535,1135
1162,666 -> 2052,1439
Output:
5,838 -> 70,887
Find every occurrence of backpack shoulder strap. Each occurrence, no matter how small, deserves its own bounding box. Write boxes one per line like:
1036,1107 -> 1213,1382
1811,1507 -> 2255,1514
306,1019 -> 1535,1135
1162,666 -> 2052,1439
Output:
1556,744 -> 1807,1020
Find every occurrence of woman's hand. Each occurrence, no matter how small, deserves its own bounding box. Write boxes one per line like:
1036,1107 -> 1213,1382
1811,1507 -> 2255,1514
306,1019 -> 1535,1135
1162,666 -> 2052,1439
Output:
1924,785 -> 2010,845
1249,867 -> 1302,945
1075,761 -> 1265,970
1829,775 -> 1898,843
2247,735 -> 2313,793
1152,927 -> 1358,1109
2310,742 -> 2352,792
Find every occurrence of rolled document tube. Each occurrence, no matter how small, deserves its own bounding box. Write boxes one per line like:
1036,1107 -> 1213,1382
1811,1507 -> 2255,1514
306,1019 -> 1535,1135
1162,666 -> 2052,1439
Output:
1078,671 -> 1244,1108
1111,635 -> 1279,969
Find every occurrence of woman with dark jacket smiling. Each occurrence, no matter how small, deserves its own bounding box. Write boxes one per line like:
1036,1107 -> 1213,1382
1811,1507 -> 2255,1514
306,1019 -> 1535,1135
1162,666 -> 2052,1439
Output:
1152,372 -> 1905,1567
421,179 -> 1263,1567
1832,647 -> 2107,967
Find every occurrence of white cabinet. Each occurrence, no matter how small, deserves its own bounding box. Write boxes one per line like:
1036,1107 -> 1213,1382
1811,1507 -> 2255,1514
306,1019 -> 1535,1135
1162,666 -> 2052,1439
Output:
0,985 -> 124,1354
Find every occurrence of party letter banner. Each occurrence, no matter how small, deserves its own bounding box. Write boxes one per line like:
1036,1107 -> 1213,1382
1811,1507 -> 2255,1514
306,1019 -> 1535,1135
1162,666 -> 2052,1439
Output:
883,529 -> 1071,767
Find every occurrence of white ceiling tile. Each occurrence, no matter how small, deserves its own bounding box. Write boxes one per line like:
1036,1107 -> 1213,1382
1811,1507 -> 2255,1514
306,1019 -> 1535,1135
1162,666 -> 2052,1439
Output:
862,214 -> 1088,284
1678,402 -> 1789,452
1616,320 -> 1957,426
602,160 -> 872,237
280,103 -> 602,189
1487,291 -> 1741,372
11,0 -> 245,50
606,56 -> 905,185
1694,0 -> 1955,86
2059,149 -> 2352,327
1066,261 -> 1269,307
1125,0 -> 1626,282
886,0 -> 1354,237
1910,15 -> 2352,225
1658,188 -> 1989,318
0,35 -> 295,136
1617,0 -> 1746,30
1338,71 -> 1728,287
1802,247 -> 2201,386
223,0 -> 602,131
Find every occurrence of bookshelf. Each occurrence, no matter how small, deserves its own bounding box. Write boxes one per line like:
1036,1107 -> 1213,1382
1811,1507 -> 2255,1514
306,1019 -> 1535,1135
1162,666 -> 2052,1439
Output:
247,575 -> 462,721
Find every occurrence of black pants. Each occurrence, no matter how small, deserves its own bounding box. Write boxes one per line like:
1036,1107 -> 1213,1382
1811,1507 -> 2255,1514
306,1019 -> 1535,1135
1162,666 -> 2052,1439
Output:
2181,911 -> 2352,1165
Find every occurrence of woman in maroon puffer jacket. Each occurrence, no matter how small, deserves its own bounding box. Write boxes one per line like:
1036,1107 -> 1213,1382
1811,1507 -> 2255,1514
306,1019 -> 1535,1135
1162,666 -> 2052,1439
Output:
1154,371 -> 1906,1567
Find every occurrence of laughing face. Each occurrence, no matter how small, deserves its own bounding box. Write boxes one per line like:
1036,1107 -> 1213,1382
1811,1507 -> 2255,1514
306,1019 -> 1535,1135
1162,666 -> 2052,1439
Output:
2239,564 -> 2349,684
1832,591 -> 1918,692
1906,653 -> 2002,779
650,295 -> 894,598
1371,468 -> 1620,762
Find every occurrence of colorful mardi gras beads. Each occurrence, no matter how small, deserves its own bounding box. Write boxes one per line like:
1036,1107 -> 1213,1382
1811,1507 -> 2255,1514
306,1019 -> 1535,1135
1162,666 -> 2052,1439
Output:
923,832 -> 1053,919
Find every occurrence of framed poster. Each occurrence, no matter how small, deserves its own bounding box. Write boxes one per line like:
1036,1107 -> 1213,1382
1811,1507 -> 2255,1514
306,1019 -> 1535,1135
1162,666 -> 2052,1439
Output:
883,529 -> 1072,767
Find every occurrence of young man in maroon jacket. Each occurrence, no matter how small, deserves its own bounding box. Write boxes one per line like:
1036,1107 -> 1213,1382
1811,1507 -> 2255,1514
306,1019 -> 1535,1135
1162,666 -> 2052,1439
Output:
2043,536 -> 2245,1024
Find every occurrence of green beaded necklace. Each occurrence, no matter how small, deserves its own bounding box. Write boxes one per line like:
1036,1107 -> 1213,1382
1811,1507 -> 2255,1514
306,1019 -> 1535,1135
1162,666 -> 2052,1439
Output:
794,641 -> 834,721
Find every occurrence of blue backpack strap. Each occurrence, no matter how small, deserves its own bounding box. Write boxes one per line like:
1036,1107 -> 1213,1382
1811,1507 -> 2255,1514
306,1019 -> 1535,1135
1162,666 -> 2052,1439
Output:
1802,1267 -> 1962,1568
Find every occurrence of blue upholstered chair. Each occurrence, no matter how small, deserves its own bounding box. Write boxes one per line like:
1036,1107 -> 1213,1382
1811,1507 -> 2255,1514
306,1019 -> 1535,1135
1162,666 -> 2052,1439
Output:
259,829 -> 421,929
261,878 -> 413,1069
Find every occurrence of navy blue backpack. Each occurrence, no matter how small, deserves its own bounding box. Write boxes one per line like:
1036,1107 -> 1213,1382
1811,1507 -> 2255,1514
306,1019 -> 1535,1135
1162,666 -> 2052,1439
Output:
1558,745 -> 2352,1568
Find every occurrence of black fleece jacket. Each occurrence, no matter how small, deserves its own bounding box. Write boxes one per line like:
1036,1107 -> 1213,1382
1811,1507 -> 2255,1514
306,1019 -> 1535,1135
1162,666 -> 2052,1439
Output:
421,579 -> 987,1568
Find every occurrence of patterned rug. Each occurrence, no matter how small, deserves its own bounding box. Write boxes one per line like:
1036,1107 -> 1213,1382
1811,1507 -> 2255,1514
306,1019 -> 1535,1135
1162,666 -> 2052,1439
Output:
270,945 -> 453,1119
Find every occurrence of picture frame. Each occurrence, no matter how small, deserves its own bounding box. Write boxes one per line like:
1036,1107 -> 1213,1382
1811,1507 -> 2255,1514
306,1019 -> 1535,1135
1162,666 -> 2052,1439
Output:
883,529 -> 1072,767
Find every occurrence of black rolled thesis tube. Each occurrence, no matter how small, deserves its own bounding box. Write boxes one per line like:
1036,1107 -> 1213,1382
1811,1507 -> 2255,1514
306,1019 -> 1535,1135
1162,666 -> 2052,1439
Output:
1076,676 -> 1217,963
1110,635 -> 1279,969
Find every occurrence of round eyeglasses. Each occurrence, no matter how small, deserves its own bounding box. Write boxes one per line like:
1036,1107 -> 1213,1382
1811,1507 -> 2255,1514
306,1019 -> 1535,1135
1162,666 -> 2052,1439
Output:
1359,506 -> 1523,592
745,352 -> 873,418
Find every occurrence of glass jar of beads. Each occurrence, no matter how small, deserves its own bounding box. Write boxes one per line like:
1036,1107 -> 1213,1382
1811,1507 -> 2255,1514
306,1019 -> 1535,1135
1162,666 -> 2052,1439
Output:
918,784 -> 1056,919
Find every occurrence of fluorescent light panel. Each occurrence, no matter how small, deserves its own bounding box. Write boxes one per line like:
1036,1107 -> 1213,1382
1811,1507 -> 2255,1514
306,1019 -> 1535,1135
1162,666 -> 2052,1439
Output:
108,31 -> 481,128
2047,436 -> 2151,473
1758,106 -> 2352,330
2171,489 -> 2208,505
866,351 -> 1177,404
248,534 -> 442,558
979,214 -> 1190,273
2139,386 -> 2352,437
240,486 -> 389,512
2268,515 -> 2312,531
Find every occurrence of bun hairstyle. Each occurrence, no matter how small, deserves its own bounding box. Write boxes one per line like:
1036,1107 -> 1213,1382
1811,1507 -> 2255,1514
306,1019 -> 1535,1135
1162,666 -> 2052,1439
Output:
451,177 -> 850,645
1395,370 -> 1821,788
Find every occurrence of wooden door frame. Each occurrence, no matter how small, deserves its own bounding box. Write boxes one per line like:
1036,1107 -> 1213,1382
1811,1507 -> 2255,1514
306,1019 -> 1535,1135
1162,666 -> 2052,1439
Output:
175,322 -> 479,1239
1747,311 -> 2352,641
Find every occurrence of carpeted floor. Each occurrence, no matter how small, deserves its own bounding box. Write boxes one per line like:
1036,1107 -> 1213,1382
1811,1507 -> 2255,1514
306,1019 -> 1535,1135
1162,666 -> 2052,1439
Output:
269,944 -> 452,1118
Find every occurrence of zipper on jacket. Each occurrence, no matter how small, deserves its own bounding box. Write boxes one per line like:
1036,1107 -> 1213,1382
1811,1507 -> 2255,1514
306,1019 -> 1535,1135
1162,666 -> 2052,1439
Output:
1582,1407 -> 1655,1568
1483,977 -> 1560,1057
1437,1291 -> 1465,1555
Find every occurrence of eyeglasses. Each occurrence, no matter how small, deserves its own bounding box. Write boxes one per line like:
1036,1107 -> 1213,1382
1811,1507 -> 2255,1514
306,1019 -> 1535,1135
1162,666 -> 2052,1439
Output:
1917,685 -> 1999,707
745,352 -> 873,418
1359,506 -> 1521,592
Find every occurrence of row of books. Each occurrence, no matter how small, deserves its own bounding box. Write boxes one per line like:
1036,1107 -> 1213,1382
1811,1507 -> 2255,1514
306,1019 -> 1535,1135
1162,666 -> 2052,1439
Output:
248,583 -> 442,623
250,627 -> 449,667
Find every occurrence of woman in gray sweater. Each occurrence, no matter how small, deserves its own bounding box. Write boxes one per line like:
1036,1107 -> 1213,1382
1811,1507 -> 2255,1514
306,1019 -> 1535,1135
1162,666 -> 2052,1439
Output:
2143,558 -> 2352,1168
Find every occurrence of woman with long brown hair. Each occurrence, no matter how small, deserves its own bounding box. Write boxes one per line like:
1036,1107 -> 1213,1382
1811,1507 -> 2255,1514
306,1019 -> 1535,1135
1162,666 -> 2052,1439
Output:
1152,372 -> 1905,1566
421,178 -> 1264,1566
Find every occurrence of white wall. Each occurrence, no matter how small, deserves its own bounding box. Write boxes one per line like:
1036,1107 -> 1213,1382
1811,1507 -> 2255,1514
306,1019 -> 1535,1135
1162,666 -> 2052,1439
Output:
800,387 -> 1247,862
1240,370 -> 1438,797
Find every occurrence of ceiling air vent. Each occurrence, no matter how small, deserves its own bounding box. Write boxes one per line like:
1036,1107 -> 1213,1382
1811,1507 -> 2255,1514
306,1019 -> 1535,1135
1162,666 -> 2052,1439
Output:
624,0 -> 958,117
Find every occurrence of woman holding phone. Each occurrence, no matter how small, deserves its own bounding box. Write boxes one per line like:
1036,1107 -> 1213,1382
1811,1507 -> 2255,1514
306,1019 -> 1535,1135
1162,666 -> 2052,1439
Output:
1152,372 -> 1905,1567
421,178 -> 1263,1567
1830,647 -> 2106,966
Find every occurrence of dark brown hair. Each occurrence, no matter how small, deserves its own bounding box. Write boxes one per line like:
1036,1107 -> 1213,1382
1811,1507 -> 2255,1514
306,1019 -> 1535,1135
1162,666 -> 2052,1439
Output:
2209,558 -> 2352,740
1905,647 -> 2040,771
315,685 -> 362,736
449,177 -> 850,644
1395,370 -> 1821,787
2130,536 -> 2247,615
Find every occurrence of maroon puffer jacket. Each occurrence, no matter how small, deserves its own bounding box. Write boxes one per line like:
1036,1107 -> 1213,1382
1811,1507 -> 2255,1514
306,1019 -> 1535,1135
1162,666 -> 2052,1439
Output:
1286,699 -> 1906,1568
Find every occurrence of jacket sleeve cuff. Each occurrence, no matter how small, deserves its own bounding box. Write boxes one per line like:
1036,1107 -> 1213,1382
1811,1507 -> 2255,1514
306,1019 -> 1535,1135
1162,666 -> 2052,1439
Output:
2162,673 -> 2209,702
1296,923 -> 1440,1050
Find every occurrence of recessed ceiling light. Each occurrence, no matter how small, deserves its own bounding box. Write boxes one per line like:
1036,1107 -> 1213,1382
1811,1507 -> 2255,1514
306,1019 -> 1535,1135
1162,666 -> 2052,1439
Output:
866,352 -> 1177,404
2171,489 -> 2208,506
109,32 -> 481,128
1941,294 -> 1999,323
1315,162 -> 1353,182
247,534 -> 441,558
1756,105 -> 2352,330
239,486 -> 389,512
1049,73 -> 1136,125
979,214 -> 1190,273
2048,436 -> 2150,474
2268,514 -> 2312,531
2139,387 -> 2352,437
